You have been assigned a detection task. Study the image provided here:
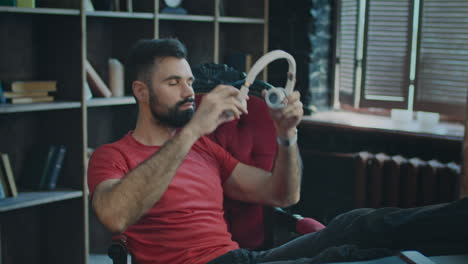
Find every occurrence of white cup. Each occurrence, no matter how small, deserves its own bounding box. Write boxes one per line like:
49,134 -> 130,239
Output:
417,111 -> 439,130
391,109 -> 413,129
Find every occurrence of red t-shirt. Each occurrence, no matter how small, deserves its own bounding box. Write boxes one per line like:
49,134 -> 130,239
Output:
88,132 -> 240,264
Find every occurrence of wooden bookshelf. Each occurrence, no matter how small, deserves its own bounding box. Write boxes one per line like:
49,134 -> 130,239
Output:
86,97 -> 135,107
0,190 -> 83,213
0,101 -> 81,113
0,6 -> 79,15
0,1 -> 85,263
219,16 -> 265,24
158,13 -> 215,22
0,0 -> 269,263
86,11 -> 153,19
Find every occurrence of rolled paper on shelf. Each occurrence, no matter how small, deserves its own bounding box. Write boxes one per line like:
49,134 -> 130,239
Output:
85,60 -> 112,98
109,58 -> 125,97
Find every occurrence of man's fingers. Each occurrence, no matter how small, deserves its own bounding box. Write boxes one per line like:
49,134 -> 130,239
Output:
231,98 -> 248,114
213,85 -> 248,114
213,85 -> 240,98
220,111 -> 237,123
285,91 -> 300,104
282,107 -> 303,120
280,100 -> 302,115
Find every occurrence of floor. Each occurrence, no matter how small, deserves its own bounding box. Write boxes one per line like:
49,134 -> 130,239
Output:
89,254 -> 113,264
87,252 -> 468,264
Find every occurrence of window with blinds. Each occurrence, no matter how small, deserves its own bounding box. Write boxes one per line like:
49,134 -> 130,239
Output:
362,0 -> 412,108
337,0 -> 358,102
415,0 -> 468,116
334,0 -> 467,118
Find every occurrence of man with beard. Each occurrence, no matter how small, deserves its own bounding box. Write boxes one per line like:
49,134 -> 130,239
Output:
87,38 -> 304,264
87,38 -> 468,264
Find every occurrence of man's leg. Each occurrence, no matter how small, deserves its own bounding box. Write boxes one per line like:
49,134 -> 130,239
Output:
388,198 -> 468,255
209,199 -> 468,263
255,207 -> 398,262
256,198 -> 468,262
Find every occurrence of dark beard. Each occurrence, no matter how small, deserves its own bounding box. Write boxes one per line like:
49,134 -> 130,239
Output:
149,93 -> 195,128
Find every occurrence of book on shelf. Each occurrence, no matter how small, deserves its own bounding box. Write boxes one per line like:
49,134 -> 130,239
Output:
0,153 -> 18,197
37,145 -> 58,190
21,145 -> 67,191
0,175 -> 5,199
218,0 -> 225,16
118,0 -> 131,12
44,145 -> 66,190
3,91 -> 49,98
125,0 -> 132,12
16,0 -> 35,8
92,0 -> 132,11
9,81 -> 57,93
0,81 -> 6,104
85,60 -> 112,98
10,96 -> 54,104
0,162 -> 10,198
0,0 -> 16,6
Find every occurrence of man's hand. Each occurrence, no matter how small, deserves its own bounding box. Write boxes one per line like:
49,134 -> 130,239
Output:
263,90 -> 303,138
186,85 -> 248,138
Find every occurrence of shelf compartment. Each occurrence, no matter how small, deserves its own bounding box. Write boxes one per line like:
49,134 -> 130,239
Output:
87,11 -> 154,19
0,13 -> 82,101
0,189 -> 83,213
219,23 -> 265,67
158,13 -> 214,22
88,103 -> 136,148
87,17 -> 154,96
0,101 -> 81,113
87,96 -> 136,107
160,20 -> 215,65
220,0 -> 264,18
0,6 -> 79,15
219,16 -> 265,24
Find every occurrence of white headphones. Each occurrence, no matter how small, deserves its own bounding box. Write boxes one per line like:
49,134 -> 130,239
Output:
239,50 -> 296,109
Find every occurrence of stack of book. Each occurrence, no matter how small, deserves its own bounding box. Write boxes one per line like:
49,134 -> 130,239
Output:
20,144 -> 67,191
3,81 -> 56,104
0,0 -> 35,8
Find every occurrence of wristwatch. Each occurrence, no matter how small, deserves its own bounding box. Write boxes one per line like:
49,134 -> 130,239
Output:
277,128 -> 298,147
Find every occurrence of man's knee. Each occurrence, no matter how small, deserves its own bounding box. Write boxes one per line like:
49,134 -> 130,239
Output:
328,208 -> 375,227
328,208 -> 400,243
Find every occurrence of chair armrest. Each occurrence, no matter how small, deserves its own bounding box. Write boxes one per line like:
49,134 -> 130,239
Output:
273,207 -> 325,235
108,235 -> 131,264
272,207 -> 301,231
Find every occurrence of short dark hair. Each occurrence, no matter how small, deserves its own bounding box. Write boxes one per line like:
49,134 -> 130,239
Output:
126,38 -> 188,95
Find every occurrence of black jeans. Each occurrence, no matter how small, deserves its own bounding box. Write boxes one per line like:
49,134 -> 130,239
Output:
208,198 -> 468,264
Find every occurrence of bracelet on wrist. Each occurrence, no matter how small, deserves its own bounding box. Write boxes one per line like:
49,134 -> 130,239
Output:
276,128 -> 298,147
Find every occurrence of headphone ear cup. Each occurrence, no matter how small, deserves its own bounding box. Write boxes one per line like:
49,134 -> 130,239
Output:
265,87 -> 287,109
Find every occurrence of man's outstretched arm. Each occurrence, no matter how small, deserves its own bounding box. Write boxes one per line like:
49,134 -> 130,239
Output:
223,91 -> 303,207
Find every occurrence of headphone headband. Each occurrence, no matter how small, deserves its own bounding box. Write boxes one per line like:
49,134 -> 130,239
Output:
239,50 -> 296,98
